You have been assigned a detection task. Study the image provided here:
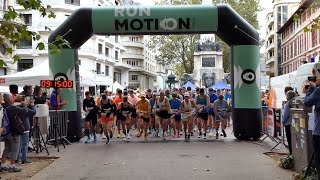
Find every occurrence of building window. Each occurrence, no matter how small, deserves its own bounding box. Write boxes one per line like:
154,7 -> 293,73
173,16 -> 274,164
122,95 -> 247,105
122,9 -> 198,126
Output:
78,59 -> 81,66
65,0 -> 80,5
17,39 -> 32,49
131,75 -> 138,81
0,67 -> 6,75
105,47 -> 109,57
0,0 -> 7,11
98,43 -> 103,54
115,35 -> 119,43
96,63 -> 101,74
105,65 -> 109,76
129,37 -> 139,42
312,29 -> 318,47
17,59 -> 33,72
23,14 -> 32,26
115,51 -> 118,60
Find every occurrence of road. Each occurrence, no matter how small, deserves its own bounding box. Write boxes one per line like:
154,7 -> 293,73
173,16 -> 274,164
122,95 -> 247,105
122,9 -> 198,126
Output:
30,134 -> 292,180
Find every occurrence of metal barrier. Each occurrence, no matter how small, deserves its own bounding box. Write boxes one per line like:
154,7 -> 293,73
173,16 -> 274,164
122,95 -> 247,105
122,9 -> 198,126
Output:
260,107 -> 286,151
47,110 -> 69,142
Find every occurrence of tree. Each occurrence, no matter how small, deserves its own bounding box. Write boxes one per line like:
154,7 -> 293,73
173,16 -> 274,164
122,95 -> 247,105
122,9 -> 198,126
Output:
0,0 -> 68,67
149,0 -> 262,78
149,0 -> 202,79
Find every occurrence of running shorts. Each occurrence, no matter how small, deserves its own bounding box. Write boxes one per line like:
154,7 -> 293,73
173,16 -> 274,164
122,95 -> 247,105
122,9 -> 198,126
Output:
198,112 -> 208,121
141,116 -> 150,123
156,110 -> 170,119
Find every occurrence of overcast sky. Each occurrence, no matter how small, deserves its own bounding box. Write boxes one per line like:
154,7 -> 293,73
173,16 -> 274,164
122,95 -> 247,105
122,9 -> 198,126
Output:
134,0 -> 273,37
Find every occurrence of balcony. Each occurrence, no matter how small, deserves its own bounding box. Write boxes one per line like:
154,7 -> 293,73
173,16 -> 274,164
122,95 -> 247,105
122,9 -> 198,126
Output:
114,60 -> 131,70
266,43 -> 275,52
122,52 -> 144,60
266,30 -> 275,39
266,17 -> 274,28
122,41 -> 144,48
265,57 -> 275,65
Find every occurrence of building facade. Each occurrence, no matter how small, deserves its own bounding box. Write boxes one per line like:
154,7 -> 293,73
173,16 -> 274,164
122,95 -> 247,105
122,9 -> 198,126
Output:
121,35 -> 157,89
278,0 -> 320,74
3,0 -> 157,91
264,0 -> 300,77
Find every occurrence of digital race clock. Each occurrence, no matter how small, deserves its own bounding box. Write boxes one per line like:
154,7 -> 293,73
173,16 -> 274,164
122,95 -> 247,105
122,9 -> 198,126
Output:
40,80 -> 73,88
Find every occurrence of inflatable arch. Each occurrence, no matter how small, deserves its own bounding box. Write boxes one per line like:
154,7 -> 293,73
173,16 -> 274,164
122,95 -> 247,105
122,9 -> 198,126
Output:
49,4 -> 261,140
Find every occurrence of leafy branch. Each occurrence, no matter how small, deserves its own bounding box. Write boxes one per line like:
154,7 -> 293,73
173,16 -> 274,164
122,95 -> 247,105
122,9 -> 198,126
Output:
0,0 -> 69,67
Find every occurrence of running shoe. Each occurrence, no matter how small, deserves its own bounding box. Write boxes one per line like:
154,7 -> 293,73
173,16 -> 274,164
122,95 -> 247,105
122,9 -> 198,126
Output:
137,131 -> 142,138
185,134 -> 187,140
123,136 -> 127,141
110,131 -> 113,138
163,134 -> 166,140
117,134 -> 121,138
21,160 -> 32,165
121,133 -> 125,138
203,133 -> 207,140
191,132 -> 194,136
198,132 -> 202,138
188,134 -> 191,140
93,133 -> 97,142
85,136 -> 91,143
102,134 -> 107,139
127,132 -> 131,139
105,139 -> 110,144
173,131 -> 176,137
216,133 -> 219,139
8,166 -> 21,172
222,130 -> 227,137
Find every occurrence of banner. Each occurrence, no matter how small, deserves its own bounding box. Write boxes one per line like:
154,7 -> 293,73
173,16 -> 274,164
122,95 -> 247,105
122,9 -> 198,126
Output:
274,109 -> 282,138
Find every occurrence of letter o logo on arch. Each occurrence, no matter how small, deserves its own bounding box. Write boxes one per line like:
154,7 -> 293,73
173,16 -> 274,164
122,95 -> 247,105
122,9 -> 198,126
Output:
241,69 -> 256,84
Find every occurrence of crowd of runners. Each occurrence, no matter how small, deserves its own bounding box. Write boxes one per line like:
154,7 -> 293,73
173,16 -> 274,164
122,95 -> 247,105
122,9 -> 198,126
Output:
82,87 -> 232,144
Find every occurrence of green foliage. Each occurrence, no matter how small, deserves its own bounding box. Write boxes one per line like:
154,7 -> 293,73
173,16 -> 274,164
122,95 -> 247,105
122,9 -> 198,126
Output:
0,0 -> 69,67
149,0 -> 261,77
280,155 -> 294,169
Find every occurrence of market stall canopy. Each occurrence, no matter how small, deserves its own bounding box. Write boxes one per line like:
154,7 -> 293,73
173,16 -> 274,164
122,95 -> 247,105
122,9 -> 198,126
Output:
209,81 -> 231,90
0,61 -> 96,87
181,81 -> 197,90
107,81 -> 124,93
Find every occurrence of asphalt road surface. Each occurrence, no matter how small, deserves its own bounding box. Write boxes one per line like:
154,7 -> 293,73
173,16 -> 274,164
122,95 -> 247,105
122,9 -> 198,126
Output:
31,137 -> 292,180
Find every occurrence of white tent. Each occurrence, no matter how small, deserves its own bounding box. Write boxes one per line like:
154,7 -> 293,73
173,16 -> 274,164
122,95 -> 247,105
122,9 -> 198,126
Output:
0,61 -> 96,87
107,81 -> 124,93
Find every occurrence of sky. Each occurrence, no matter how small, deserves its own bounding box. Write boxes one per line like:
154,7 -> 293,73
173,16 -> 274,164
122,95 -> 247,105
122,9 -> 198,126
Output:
134,0 -> 274,37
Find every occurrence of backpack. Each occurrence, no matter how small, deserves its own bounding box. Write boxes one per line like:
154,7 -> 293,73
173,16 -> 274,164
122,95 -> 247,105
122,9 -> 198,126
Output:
10,113 -> 25,135
8,107 -> 25,135
1,108 -> 10,136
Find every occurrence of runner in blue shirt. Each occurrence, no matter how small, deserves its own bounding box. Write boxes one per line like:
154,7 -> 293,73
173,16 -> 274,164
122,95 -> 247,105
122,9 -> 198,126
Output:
169,93 -> 182,138
224,89 -> 231,101
208,88 -> 218,135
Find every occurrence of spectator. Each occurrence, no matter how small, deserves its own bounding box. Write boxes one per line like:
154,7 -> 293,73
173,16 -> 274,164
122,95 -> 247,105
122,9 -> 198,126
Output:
20,85 -> 32,97
282,90 -> 296,155
50,88 -> 68,110
1,93 -> 28,172
304,75 -> 320,179
33,86 -> 47,105
9,84 -> 18,100
14,96 -> 36,164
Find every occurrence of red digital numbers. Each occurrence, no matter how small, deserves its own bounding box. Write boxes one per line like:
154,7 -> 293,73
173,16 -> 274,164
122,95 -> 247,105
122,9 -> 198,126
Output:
40,80 -> 73,88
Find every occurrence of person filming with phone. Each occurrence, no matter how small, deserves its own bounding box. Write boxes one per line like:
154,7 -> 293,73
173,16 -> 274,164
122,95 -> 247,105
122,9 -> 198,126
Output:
304,74 -> 320,179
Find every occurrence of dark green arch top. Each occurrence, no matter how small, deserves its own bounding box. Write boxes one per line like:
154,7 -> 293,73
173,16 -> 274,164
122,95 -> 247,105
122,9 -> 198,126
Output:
49,4 -> 261,141
49,4 -> 258,46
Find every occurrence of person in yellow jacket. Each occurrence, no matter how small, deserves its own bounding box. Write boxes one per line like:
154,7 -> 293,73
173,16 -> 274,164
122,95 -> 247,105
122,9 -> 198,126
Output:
136,93 -> 151,141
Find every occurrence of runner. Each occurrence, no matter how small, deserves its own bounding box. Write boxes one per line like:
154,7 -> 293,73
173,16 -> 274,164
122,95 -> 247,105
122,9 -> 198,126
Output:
113,90 -> 123,138
118,94 -> 133,141
169,93 -> 182,138
128,89 -> 139,139
213,95 -> 229,139
155,91 -> 171,140
100,94 -> 117,144
195,88 -> 210,139
180,92 -> 197,141
146,89 -> 153,100
83,91 -> 98,143
136,93 -> 151,141
149,93 -> 158,137
208,88 -> 218,136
